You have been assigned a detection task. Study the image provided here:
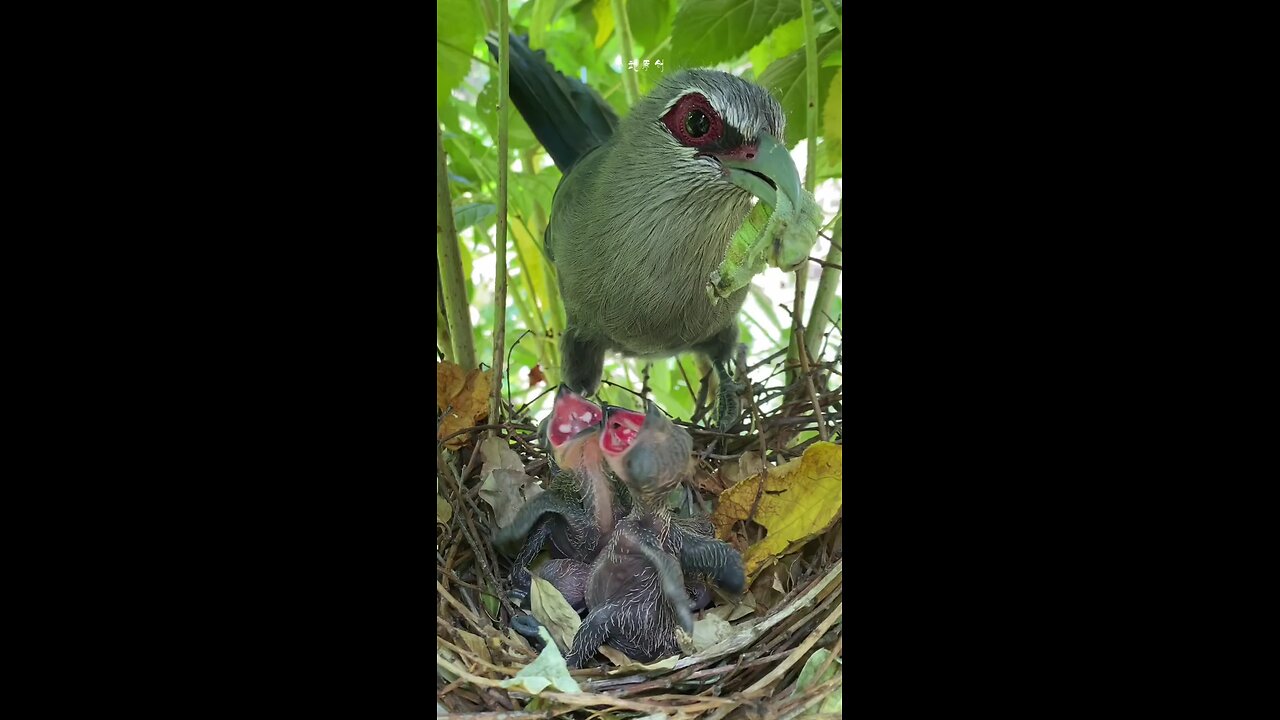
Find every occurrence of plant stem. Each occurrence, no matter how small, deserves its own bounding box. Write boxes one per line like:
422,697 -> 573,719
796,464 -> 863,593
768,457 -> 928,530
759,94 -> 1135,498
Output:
489,4 -> 511,427
788,0 -> 821,381
436,113 -> 476,368
804,202 -> 842,362
611,0 -> 641,106
437,265 -> 453,362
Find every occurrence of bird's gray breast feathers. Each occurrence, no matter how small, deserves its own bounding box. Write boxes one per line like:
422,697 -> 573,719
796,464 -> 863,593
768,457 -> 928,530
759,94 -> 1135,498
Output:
548,137 -> 753,355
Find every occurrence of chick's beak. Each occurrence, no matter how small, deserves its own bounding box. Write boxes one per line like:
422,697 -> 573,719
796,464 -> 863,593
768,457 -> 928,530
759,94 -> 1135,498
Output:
719,133 -> 803,214
570,416 -> 604,442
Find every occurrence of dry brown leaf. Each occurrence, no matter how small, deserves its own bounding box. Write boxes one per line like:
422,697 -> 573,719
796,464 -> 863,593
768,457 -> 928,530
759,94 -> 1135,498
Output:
706,589 -> 757,622
456,629 -> 491,664
689,614 -> 734,653
436,361 -> 466,411
720,450 -> 765,488
711,442 -> 842,581
478,435 -> 543,529
436,363 -> 491,448
507,627 -> 534,654
528,364 -> 546,387
599,650 -> 679,674
437,493 -> 453,525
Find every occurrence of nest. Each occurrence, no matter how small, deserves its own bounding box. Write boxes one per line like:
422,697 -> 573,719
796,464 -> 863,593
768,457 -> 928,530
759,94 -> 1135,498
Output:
437,351 -> 843,719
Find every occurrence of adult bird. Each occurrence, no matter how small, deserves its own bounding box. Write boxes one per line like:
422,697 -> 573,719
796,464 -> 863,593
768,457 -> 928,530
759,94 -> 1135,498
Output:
486,34 -> 804,428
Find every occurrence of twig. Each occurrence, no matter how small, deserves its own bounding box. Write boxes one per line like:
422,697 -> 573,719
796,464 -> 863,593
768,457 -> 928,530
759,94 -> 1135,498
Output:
504,329 -> 533,412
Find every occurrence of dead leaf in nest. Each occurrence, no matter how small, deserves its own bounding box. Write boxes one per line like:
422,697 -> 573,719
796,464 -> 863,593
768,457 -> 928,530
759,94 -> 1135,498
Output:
437,493 -> 453,525
710,442 -> 842,581
437,362 -> 491,448
694,465 -> 728,497
528,364 -> 546,387
507,627 -> 534,654
456,629 -> 491,664
478,435 -> 543,529
706,589 -> 757,622
689,614 -> 734,653
530,576 -> 581,653
720,450 -> 765,488
598,646 -> 679,674
436,362 -> 466,411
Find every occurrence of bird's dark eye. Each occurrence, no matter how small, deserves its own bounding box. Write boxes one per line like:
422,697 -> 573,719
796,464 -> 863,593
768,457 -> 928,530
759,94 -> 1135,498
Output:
685,110 -> 710,138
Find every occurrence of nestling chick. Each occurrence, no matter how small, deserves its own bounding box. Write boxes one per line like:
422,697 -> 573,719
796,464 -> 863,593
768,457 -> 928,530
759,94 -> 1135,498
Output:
493,387 -> 631,608
565,402 -> 745,667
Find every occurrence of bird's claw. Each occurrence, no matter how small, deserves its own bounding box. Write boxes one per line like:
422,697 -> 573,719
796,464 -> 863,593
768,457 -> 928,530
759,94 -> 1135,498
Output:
510,614 -> 547,648
713,377 -> 745,431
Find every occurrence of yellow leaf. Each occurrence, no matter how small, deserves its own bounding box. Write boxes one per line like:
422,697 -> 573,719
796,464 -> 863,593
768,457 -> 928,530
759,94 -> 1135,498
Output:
710,442 -> 842,581
593,0 -> 615,49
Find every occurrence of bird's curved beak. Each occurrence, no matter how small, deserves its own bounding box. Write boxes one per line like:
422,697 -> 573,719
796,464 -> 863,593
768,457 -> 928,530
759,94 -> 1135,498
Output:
720,133 -> 803,214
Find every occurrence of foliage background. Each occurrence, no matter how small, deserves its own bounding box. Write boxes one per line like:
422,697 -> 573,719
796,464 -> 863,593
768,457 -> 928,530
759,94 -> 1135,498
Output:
437,0 -> 842,427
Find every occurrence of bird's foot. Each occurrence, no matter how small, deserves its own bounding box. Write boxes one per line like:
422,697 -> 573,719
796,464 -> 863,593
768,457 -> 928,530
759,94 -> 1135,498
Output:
713,376 -> 745,431
510,614 -> 547,650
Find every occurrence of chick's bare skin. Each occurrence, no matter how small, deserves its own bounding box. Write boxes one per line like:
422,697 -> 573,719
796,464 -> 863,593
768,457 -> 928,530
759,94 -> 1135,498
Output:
565,403 -> 745,668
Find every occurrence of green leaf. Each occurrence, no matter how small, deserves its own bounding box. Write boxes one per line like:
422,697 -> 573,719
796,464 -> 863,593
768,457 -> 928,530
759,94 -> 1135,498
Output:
823,69 -> 841,145
629,0 -> 674,54
528,0 -> 585,47
748,17 -> 805,75
443,134 -> 485,192
478,77 -> 537,149
437,0 -> 483,107
671,0 -> 802,69
794,648 -> 842,716
481,586 -> 499,617
823,49 -> 842,67
757,30 -> 840,147
499,626 -> 582,694
454,202 -> 496,232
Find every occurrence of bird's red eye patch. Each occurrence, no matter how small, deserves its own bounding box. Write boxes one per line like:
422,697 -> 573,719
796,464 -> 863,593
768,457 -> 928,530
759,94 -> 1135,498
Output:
661,93 -> 723,147
601,409 -> 645,455
548,392 -> 603,448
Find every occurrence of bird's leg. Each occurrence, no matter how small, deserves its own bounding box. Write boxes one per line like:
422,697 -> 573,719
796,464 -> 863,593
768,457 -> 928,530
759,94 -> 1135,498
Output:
508,518 -> 554,605
694,326 -> 746,431
669,522 -> 746,594
619,528 -> 693,634
686,581 -> 713,612
510,613 -> 548,649
560,326 -> 605,396
565,600 -> 619,668
493,489 -> 583,554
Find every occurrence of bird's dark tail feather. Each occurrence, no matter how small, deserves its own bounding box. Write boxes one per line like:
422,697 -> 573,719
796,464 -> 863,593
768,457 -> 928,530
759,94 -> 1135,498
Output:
484,31 -> 618,172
